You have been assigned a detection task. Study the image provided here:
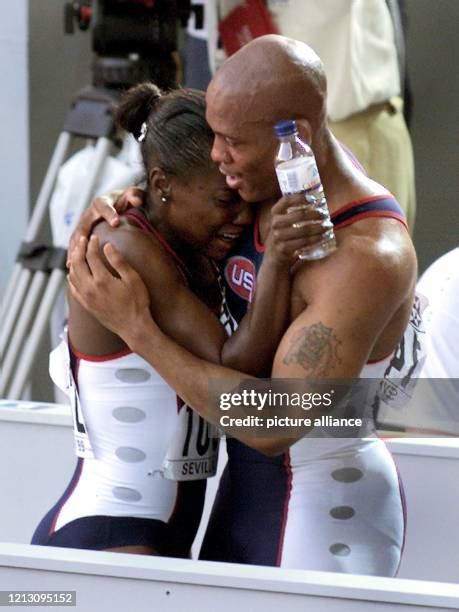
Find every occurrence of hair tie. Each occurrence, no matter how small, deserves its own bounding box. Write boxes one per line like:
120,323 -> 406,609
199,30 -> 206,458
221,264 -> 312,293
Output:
138,122 -> 148,142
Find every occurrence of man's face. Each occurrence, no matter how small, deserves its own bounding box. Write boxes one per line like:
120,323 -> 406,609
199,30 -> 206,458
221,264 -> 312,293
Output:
166,165 -> 253,261
205,88 -> 281,204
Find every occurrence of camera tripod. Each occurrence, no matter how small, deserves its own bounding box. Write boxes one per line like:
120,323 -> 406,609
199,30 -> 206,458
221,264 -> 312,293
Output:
0,87 -> 137,399
1,0 -> 192,400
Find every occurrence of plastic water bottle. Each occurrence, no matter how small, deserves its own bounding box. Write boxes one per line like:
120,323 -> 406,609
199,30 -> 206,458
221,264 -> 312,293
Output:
274,119 -> 336,260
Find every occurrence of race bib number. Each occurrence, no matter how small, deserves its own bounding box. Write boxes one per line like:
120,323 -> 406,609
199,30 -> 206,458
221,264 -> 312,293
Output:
162,405 -> 220,481
68,369 -> 94,459
49,337 -> 93,458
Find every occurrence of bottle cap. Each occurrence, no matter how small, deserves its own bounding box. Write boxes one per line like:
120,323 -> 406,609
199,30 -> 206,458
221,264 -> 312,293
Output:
274,119 -> 297,137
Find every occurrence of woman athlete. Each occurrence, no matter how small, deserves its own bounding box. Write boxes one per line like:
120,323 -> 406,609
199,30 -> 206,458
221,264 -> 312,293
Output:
32,84 -> 325,557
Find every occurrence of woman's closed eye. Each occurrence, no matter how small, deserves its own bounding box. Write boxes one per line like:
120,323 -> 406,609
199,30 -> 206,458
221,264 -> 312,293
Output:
214,190 -> 241,208
216,198 -> 239,208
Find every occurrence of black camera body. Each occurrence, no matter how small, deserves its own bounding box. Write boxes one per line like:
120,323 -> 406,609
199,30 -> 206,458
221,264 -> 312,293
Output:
66,0 -> 191,89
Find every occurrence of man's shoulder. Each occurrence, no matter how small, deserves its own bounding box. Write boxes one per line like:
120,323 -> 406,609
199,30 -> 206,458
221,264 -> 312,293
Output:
292,215 -> 416,304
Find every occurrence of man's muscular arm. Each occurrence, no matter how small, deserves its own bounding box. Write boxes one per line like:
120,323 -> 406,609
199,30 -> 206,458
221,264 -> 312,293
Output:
281,322 -> 343,376
273,224 -> 416,381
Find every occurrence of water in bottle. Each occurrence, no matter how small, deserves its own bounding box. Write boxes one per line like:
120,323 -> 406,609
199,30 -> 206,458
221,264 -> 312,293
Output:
274,119 -> 336,260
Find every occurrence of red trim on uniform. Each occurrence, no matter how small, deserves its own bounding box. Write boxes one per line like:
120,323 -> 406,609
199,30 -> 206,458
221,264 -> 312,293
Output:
125,210 -> 180,262
48,459 -> 84,536
124,209 -> 191,283
381,441 -> 407,575
253,214 -> 266,253
256,194 -> 406,247
69,343 -> 133,362
331,193 -> 394,218
397,464 -> 408,571
334,211 -> 408,231
276,451 -> 292,567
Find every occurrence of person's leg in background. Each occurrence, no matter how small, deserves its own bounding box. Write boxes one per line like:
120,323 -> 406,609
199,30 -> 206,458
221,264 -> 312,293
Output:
330,97 -> 416,232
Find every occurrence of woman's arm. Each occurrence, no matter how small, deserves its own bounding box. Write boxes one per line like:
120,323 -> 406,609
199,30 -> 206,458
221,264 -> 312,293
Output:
220,196 -> 326,374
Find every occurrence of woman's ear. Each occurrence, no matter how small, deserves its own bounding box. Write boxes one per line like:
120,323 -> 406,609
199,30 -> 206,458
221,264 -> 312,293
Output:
295,119 -> 312,145
149,167 -> 172,200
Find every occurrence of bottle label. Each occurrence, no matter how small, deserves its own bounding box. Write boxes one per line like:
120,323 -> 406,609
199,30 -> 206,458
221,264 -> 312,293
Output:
276,157 -> 320,194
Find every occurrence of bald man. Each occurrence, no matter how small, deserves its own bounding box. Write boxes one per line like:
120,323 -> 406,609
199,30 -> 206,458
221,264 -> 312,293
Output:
69,35 -> 424,575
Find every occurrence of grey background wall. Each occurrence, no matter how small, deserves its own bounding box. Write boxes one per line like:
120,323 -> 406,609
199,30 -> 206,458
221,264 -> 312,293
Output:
26,1 -> 91,400
1,1 -> 91,400
1,0 -> 458,400
0,3 -> 29,302
28,1 -> 92,208
406,0 -> 459,272
1,1 -> 92,299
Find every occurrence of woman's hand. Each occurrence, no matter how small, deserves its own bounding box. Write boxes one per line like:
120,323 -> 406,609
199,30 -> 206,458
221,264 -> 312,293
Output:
265,194 -> 334,267
68,235 -> 153,344
66,187 -> 145,266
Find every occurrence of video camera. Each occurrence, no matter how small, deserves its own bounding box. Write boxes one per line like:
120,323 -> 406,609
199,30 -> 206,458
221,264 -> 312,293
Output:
65,0 -> 192,89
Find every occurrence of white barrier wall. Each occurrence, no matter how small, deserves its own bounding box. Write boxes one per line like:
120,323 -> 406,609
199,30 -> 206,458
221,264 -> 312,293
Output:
386,438 -> 459,583
1,400 -> 459,603
1,543 -> 458,612
0,401 -> 74,544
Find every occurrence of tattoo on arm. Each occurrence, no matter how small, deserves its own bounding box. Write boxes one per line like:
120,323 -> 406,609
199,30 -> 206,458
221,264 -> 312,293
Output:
283,322 -> 342,375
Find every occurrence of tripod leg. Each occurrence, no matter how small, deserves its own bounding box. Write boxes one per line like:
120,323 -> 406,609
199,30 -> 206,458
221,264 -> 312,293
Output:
7,270 -> 66,400
4,137 -> 113,399
0,133 -> 71,344
1,264 -> 23,322
1,272 -> 48,395
0,267 -> 31,350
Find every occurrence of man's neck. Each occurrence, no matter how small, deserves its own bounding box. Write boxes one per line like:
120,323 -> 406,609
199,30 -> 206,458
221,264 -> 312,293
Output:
314,130 -> 364,214
256,198 -> 278,244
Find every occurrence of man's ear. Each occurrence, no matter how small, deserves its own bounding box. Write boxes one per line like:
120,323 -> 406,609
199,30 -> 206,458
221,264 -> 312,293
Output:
149,167 -> 172,198
295,119 -> 312,145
